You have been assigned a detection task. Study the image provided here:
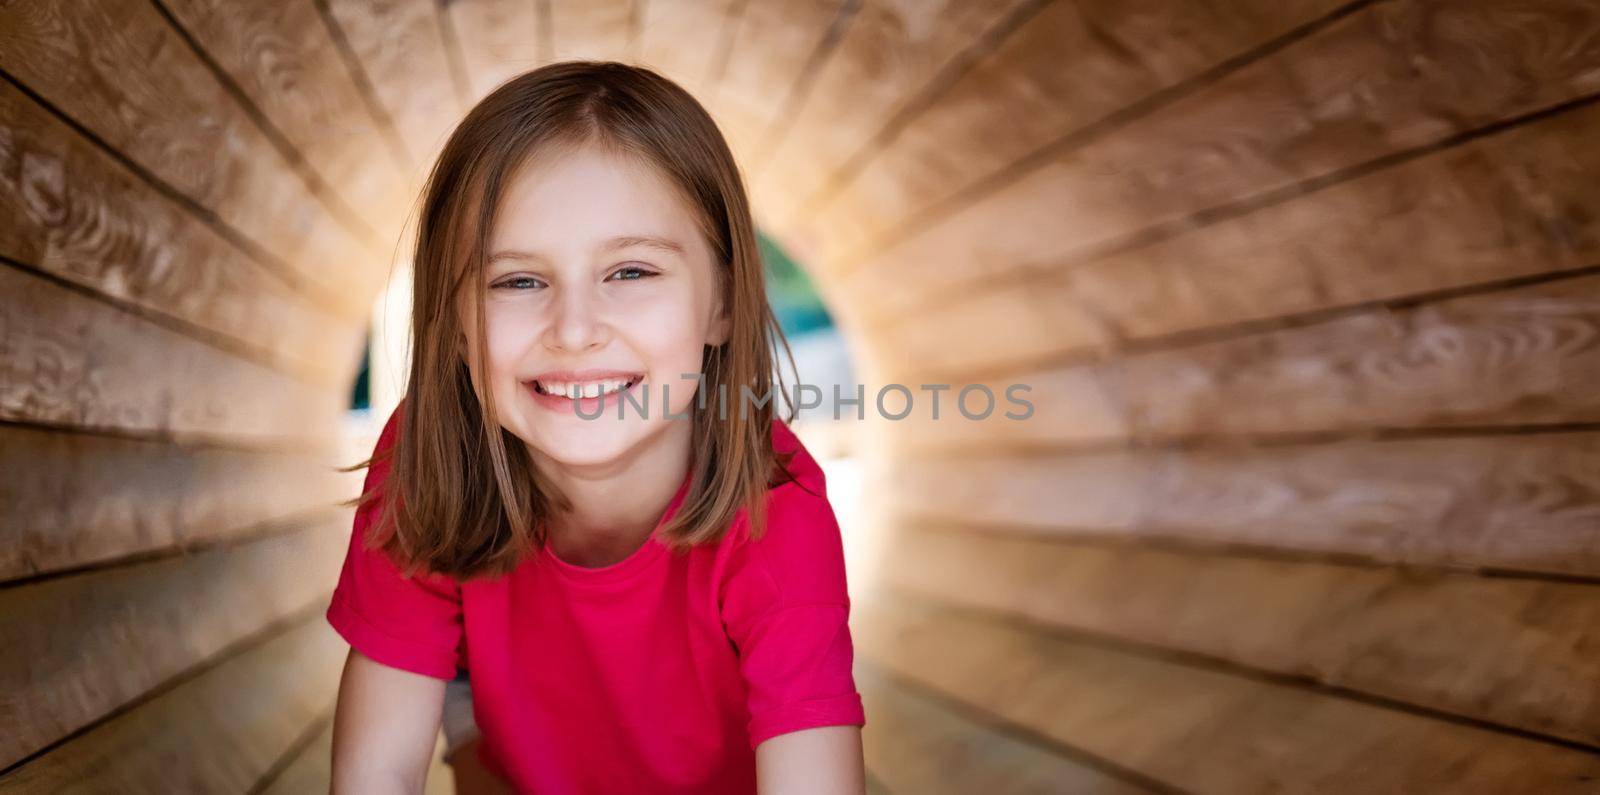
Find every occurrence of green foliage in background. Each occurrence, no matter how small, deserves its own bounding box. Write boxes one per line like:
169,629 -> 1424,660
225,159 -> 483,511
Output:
759,232 -> 833,339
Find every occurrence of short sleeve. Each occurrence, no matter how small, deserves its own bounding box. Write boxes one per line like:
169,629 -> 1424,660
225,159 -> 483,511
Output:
720,480 -> 867,749
325,403 -> 465,680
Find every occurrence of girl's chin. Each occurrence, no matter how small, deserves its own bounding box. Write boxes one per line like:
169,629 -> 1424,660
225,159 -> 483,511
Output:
524,422 -> 648,463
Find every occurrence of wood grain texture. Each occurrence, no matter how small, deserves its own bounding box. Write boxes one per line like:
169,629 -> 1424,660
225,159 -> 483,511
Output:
323,0 -> 462,169
548,0 -> 636,63
857,663 -> 1156,795
0,616 -> 346,793
878,432 -> 1600,578
0,518 -> 348,769
840,0 -> 1600,326
789,0 -> 1349,266
855,591 -> 1600,793
884,523 -> 1600,749
0,0 -> 379,319
0,423 -> 356,580
883,273 -> 1600,448
159,0 -> 413,242
0,78 -> 355,389
866,89 -> 1600,379
750,0 -> 1029,239
0,264 -> 351,442
635,0 -> 747,109
706,0 -> 850,172
444,0 -> 546,102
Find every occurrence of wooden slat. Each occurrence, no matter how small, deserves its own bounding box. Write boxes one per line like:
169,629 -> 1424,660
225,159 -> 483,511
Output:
258,718 -> 336,795
883,524 -> 1600,749
878,433 -> 1600,578
0,423 -> 356,580
0,78 -> 355,388
0,517 -> 348,768
160,0 -> 413,241
548,0 -> 636,63
635,0 -> 745,104
0,616 -> 346,792
444,0 -> 546,102
856,663 -> 1156,795
839,0 -> 1600,325
855,592 -> 1600,793
323,0 -> 462,170
867,91 -> 1600,378
0,264 -> 350,442
884,273 -> 1600,448
0,0 -> 376,318
704,0 -> 849,170
789,0 -> 1349,265
749,0 -> 1029,239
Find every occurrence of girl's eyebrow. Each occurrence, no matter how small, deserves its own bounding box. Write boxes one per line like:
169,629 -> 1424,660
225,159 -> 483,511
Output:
603,235 -> 686,255
487,235 -> 685,265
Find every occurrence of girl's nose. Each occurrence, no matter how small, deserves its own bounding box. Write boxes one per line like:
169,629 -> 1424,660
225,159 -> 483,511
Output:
544,284 -> 608,352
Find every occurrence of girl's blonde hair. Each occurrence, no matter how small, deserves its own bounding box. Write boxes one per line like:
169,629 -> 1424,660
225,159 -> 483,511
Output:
344,60 -> 802,580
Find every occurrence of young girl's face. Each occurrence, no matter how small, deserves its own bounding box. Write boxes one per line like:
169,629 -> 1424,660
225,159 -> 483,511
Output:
461,143 -> 731,471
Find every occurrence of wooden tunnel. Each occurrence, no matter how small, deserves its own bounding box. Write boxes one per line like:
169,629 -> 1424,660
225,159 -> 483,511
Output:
3,0 -> 1599,791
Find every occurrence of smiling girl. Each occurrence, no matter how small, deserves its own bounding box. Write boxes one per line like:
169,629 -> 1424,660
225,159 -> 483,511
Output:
325,62 -> 866,793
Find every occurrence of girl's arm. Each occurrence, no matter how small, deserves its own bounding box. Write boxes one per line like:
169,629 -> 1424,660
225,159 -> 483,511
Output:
330,648 -> 448,794
756,726 -> 866,795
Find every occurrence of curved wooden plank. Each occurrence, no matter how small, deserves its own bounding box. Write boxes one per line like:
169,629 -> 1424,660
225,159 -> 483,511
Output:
0,423 -> 356,580
883,523 -> 1600,749
548,0 -> 636,63
0,617 -> 345,793
0,263 -> 351,442
0,0 -> 377,318
706,0 -> 854,172
0,517 -> 348,768
160,0 -> 412,241
444,0 -> 546,101
857,663 -> 1156,794
0,78 -> 355,389
878,432 -> 1600,577
635,0 -> 746,106
856,592 -> 1600,793
840,0 -> 1600,325
884,273 -> 1600,447
749,0 -> 1029,239
791,0 -> 1348,265
322,0 -> 461,170
866,91 -> 1600,377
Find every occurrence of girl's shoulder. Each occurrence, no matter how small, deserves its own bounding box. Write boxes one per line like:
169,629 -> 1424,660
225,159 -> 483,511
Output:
725,419 -> 841,556
768,417 -> 825,495
717,420 -> 850,613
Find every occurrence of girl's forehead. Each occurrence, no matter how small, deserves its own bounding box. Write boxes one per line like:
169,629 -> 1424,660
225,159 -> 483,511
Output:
492,145 -> 704,253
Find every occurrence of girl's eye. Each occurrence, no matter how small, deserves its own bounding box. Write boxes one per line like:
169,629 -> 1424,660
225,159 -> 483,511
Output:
608,265 -> 658,282
492,276 -> 545,291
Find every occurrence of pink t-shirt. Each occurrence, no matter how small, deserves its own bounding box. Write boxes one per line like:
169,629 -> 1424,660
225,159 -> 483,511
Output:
325,403 -> 866,793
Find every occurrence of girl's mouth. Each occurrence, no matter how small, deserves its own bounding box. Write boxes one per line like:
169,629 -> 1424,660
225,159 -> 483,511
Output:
526,375 -> 645,415
530,375 -> 643,399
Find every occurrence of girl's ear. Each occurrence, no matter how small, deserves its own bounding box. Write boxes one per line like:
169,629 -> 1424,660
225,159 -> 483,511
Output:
706,302 -> 732,346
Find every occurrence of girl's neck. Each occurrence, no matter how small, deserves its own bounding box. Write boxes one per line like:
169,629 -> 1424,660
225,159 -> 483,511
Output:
531,420 -> 694,568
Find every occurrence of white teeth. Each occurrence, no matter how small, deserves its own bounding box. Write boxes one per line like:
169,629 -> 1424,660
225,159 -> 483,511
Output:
536,377 -> 636,399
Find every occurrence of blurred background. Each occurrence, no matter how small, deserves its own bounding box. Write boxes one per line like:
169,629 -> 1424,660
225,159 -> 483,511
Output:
3,0 -> 1599,791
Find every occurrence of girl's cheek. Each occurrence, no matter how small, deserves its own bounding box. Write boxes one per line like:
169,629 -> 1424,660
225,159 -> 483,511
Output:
483,315 -> 542,372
